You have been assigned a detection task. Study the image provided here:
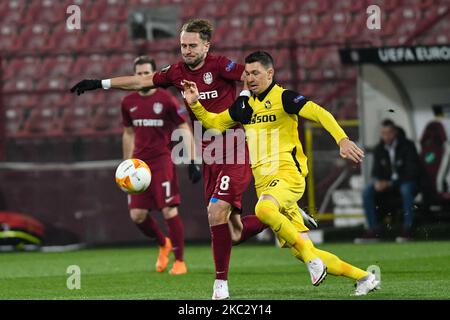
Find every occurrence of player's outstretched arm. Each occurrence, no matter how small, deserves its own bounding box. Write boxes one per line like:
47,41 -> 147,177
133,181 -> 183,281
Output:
182,80 -> 236,133
299,101 -> 364,164
70,75 -> 155,95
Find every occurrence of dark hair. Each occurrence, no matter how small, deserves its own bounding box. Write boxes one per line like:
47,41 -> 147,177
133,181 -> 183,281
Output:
181,19 -> 213,42
133,56 -> 156,73
381,119 -> 396,129
245,51 -> 274,69
432,104 -> 443,117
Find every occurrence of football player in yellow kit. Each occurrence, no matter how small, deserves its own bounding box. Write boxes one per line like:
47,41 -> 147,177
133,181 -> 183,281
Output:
182,51 -> 381,296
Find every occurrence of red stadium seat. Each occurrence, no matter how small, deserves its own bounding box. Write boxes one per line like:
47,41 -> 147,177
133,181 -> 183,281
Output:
245,16 -> 285,45
4,94 -> 38,109
25,0 -> 66,25
228,0 -> 264,17
262,0 -> 297,16
3,78 -> 35,93
213,17 -> 251,47
61,106 -> 93,135
194,0 -> 228,20
0,0 -> 31,25
282,13 -> 325,44
95,0 -> 128,23
91,105 -> 122,134
71,55 -> 113,78
0,25 -> 22,53
49,24 -> 88,54
19,24 -> 54,54
36,76 -> 68,91
39,56 -> 75,79
4,106 -> 26,138
22,106 -> 62,137
81,23 -> 126,52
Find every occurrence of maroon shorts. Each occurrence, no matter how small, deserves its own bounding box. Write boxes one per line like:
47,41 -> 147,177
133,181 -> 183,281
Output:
128,156 -> 180,210
203,162 -> 252,211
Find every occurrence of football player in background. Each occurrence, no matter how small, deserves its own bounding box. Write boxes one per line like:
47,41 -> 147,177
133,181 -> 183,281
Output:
121,55 -> 200,275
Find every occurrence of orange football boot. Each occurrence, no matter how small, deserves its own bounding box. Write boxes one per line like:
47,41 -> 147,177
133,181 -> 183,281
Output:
155,237 -> 172,272
169,260 -> 187,275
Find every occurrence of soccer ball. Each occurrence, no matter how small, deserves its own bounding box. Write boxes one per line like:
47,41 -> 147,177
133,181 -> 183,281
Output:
115,159 -> 152,194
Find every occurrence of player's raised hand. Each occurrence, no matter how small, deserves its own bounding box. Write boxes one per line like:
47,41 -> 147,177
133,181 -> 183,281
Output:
339,138 -> 365,163
181,80 -> 199,106
70,79 -> 102,95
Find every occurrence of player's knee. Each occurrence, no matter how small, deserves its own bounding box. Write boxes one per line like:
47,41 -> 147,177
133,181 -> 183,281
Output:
162,206 -> 178,220
255,200 -> 277,225
130,209 -> 148,223
207,203 -> 230,225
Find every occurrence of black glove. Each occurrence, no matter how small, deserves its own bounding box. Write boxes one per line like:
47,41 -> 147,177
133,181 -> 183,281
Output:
70,79 -> 102,95
188,160 -> 201,184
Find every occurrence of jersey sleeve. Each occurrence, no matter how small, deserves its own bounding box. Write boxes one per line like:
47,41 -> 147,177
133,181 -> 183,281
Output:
189,101 -> 237,133
217,56 -> 244,81
282,90 -> 348,145
166,95 -> 186,126
121,98 -> 132,127
152,64 -> 174,88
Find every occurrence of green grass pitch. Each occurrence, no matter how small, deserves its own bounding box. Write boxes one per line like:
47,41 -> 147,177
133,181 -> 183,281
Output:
1,241 -> 449,300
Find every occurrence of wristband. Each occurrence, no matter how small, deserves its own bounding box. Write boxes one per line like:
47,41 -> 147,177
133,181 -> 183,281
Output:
101,79 -> 111,90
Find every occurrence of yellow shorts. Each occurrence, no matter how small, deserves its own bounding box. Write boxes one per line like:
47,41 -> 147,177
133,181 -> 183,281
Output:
254,162 -> 309,247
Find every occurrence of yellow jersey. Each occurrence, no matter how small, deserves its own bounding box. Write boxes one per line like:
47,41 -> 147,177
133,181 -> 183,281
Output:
189,81 -> 348,177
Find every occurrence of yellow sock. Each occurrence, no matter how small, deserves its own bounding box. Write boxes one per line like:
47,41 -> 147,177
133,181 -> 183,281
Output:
290,240 -> 368,280
255,199 -> 317,262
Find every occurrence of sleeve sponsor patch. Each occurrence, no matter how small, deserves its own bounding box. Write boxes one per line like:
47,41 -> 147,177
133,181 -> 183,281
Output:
160,64 -> 171,73
293,95 -> 305,103
225,60 -> 236,72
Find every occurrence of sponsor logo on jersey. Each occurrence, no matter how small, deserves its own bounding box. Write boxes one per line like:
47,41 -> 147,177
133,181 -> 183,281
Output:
160,65 -> 171,73
294,95 -> 305,103
249,113 -> 277,124
181,90 -> 218,100
225,60 -> 236,72
264,100 -> 272,110
203,72 -> 213,85
153,102 -> 163,114
130,106 -> 138,112
132,119 -> 164,127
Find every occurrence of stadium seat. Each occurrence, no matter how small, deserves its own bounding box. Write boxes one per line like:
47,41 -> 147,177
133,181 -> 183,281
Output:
61,106 -> 93,135
81,23 -> 126,52
19,24 -> 54,54
228,0 -> 264,17
213,17 -> 250,47
49,24 -> 88,54
94,0 -> 128,23
25,0 -> 66,26
194,0 -> 228,20
262,0 -> 297,16
71,55 -> 113,78
245,16 -> 285,45
0,0 -> 30,26
3,78 -> 35,93
4,106 -> 26,138
22,106 -> 62,137
0,25 -> 22,53
90,105 -> 122,134
39,56 -> 75,79
282,13 -> 325,44
36,76 -> 68,92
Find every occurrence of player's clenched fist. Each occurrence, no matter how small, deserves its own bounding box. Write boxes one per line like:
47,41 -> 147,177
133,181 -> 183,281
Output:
70,79 -> 102,95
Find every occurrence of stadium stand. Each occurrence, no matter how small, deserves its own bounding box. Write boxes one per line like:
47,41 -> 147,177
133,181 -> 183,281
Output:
1,0 -> 449,163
